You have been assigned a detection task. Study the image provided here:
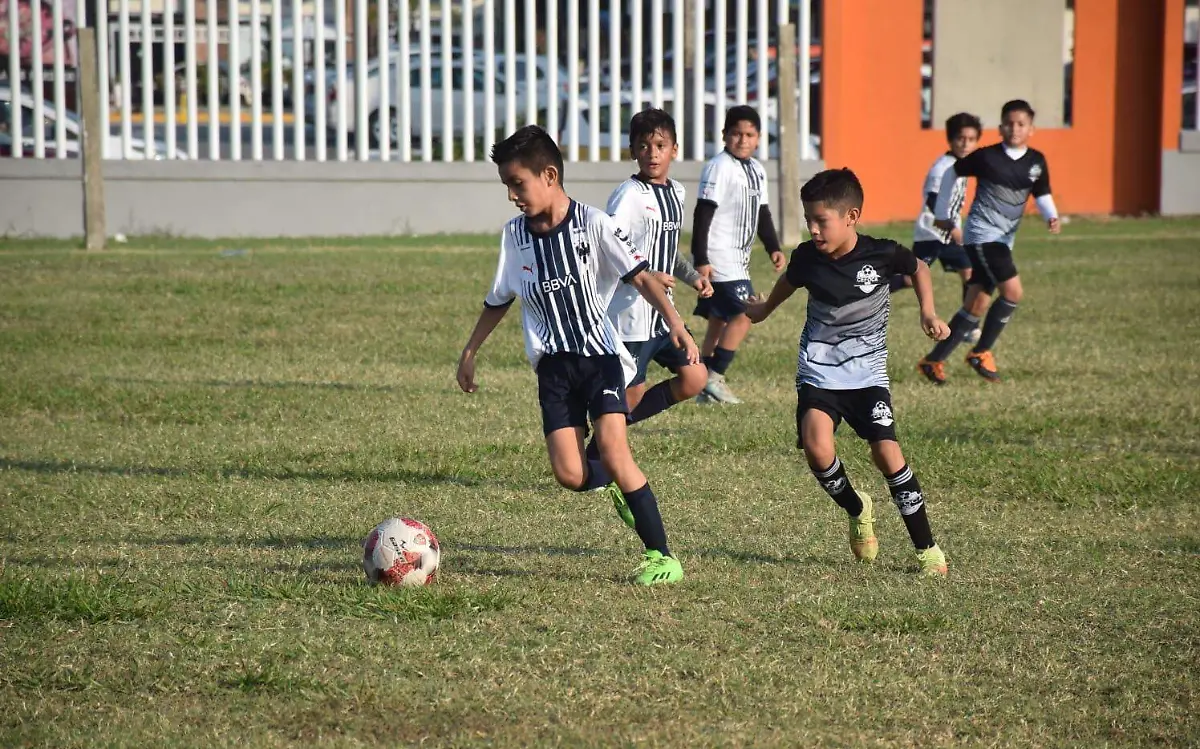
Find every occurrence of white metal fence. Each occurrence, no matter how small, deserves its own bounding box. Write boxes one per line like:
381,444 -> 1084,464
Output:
1,0 -> 818,162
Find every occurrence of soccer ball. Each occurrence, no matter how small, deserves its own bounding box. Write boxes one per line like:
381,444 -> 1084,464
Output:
362,517 -> 441,587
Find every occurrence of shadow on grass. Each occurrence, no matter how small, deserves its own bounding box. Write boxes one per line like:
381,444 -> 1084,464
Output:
0,456 -> 481,487
101,376 -> 404,394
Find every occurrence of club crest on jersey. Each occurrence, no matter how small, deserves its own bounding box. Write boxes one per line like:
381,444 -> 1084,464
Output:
570,226 -> 591,259
1028,164 -> 1043,182
871,401 -> 894,426
855,265 -> 882,293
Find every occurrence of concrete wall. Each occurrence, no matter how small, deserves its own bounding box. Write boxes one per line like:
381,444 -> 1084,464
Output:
1160,131 -> 1200,216
0,159 -> 825,239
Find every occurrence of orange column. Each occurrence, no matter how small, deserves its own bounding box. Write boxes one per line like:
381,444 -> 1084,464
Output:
1161,0 -> 1185,152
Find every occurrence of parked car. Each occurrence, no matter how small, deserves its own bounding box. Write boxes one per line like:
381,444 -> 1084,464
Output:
0,85 -> 184,159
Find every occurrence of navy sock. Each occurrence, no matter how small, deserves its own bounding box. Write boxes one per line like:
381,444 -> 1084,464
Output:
585,438 -> 600,462
628,380 -> 678,425
704,346 -> 736,375
885,464 -> 935,550
576,458 -> 612,492
927,308 -> 980,362
812,457 -> 863,516
623,482 -> 670,556
972,298 -> 1018,353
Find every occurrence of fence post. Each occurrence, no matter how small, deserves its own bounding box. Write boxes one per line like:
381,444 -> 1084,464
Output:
79,27 -> 106,251
776,22 -> 802,246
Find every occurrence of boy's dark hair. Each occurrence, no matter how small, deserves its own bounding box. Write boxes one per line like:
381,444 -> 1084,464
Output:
800,168 -> 865,214
628,108 -> 677,150
723,105 -> 761,134
1000,99 -> 1036,121
490,125 -> 565,182
945,112 -> 982,142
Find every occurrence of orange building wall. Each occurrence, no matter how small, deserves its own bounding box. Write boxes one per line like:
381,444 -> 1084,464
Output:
820,0 -> 1172,222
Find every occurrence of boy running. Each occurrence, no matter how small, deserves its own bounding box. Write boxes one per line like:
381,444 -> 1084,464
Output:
690,105 -> 786,404
456,125 -> 699,586
917,99 -> 1061,384
746,168 -> 951,576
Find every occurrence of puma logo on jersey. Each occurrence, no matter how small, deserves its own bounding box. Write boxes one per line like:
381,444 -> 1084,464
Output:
602,388 -> 621,400
855,265 -> 882,293
871,401 -> 893,426
540,273 -> 577,293
521,265 -> 534,274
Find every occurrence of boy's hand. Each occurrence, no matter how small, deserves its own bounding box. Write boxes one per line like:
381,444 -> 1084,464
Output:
669,324 -> 700,364
456,352 -> 478,393
921,313 -> 950,341
1047,217 -> 1061,234
695,264 -> 713,281
653,271 -> 676,289
745,295 -> 771,324
769,251 -> 786,272
933,218 -> 955,232
692,276 -> 714,298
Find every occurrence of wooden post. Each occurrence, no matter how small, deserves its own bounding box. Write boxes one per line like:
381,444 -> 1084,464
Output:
776,23 -> 802,246
79,27 -> 106,251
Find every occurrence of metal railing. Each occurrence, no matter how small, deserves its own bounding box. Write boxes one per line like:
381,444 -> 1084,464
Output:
1,0 -> 818,162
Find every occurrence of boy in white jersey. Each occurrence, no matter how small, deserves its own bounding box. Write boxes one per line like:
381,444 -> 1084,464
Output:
918,99 -> 1061,384
457,125 -> 699,586
746,168 -> 951,576
690,105 -> 786,405
603,108 -> 712,438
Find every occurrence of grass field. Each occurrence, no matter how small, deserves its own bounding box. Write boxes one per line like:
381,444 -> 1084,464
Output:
2,217 -> 1199,747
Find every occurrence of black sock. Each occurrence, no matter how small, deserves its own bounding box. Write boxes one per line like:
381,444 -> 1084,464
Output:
926,308 -> 980,362
628,380 -> 678,425
885,464 -> 935,550
812,457 -> 863,516
585,438 -> 600,462
972,298 -> 1018,353
623,482 -> 670,556
704,346 -> 736,375
889,274 -> 908,293
962,284 -> 981,330
575,458 -> 611,492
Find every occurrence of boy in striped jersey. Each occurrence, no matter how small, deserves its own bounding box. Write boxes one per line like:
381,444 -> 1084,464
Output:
456,125 -> 699,586
746,168 -> 951,576
603,108 -> 712,431
690,105 -> 786,404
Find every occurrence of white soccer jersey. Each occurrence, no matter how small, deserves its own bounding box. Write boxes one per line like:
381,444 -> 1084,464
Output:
697,150 -> 769,282
913,153 -> 967,244
484,200 -> 648,377
606,176 -> 687,342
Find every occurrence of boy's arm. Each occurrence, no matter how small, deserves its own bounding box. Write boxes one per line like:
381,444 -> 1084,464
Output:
690,200 -> 717,277
457,303 -> 511,393
1032,160 -> 1061,234
901,248 -> 950,340
756,205 -> 786,271
932,167 -> 962,231
746,273 -> 798,323
627,271 -> 700,363
672,252 -> 713,297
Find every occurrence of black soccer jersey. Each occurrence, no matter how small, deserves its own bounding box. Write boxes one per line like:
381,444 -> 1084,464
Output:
785,234 -> 919,390
944,143 -> 1052,247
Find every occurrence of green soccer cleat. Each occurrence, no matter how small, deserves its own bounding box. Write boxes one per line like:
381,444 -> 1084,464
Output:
916,544 -> 948,576
631,550 -> 684,586
849,491 -> 878,563
598,482 -> 636,529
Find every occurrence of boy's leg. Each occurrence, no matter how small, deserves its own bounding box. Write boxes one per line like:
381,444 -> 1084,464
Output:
919,242 -> 995,377
540,355 -> 614,492
628,339 -> 707,424
965,246 -> 1023,381
869,440 -> 947,576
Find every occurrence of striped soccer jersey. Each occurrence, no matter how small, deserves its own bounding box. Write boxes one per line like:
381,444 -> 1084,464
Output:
606,175 -> 687,342
945,143 -> 1052,248
913,152 -> 967,244
484,200 -> 650,373
697,150 -> 769,282
785,234 -> 919,390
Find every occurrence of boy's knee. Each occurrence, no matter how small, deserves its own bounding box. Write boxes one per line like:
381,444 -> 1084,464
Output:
675,365 -> 708,399
552,464 -> 587,491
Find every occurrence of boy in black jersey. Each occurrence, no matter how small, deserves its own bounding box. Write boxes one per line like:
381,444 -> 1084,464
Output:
456,125 -> 700,586
917,99 -> 1061,384
746,168 -> 951,576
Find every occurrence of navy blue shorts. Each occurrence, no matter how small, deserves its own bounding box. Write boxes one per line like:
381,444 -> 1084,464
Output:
693,279 -> 755,321
536,353 -> 628,435
965,242 -> 1019,294
624,333 -> 693,387
796,384 -> 898,450
913,240 -> 971,273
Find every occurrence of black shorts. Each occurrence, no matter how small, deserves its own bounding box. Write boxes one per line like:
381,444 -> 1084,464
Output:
536,353 -> 628,435
965,242 -> 1019,293
625,333 -> 693,387
795,384 -> 898,449
693,279 -> 755,321
912,240 -> 971,273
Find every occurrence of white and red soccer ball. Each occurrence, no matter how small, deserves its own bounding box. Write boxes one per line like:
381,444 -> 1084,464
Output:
362,517 -> 441,587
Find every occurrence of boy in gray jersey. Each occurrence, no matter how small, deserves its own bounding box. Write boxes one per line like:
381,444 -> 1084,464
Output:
746,168 -> 951,576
